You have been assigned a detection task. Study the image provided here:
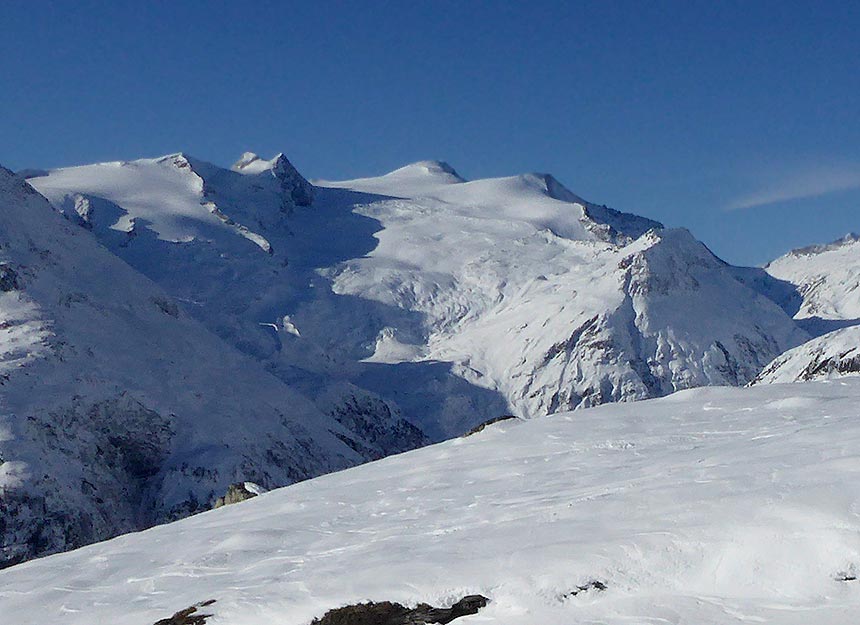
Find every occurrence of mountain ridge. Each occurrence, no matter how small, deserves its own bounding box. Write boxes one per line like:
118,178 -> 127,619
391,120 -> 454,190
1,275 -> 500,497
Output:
27,152 -> 809,439
0,164 -> 426,567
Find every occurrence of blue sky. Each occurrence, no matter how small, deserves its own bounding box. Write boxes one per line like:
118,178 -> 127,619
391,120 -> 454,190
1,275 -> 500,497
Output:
1,1 -> 858,265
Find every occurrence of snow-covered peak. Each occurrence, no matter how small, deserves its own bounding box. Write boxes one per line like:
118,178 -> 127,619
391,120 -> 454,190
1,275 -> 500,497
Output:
322,165 -> 660,245
26,152 -> 806,443
622,227 -> 711,262
754,324 -> 860,384
232,151 -> 270,173
385,160 -> 466,182
316,160 -> 465,198
233,154 -> 663,249
0,164 -> 416,566
231,151 -> 314,206
779,232 -> 860,258
520,172 -> 584,203
509,173 -> 664,241
27,150 -> 317,256
155,151 -> 194,166
765,231 -> 860,324
231,151 -> 293,177
315,167 -> 804,427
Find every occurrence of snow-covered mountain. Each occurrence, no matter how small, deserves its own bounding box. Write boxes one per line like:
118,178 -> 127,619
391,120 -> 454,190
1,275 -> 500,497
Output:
749,233 -> 860,385
754,325 -> 860,383
0,166 -> 422,567
317,163 -> 808,426
765,233 -> 860,333
29,155 -> 808,438
4,378 -> 860,625
28,154 -> 507,441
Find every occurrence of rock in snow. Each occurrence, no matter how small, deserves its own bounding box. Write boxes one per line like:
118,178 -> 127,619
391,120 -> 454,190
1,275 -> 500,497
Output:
310,594 -> 489,625
212,482 -> 265,509
152,600 -> 217,625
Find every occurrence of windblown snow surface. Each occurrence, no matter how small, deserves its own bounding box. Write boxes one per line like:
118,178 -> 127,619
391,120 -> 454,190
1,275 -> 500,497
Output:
3,378 -> 860,625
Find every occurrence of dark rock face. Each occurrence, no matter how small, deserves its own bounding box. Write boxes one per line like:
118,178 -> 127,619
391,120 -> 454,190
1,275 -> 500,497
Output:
800,351 -> 860,380
328,393 -> 429,459
152,599 -> 216,625
0,263 -> 21,291
212,483 -> 258,509
311,594 -> 489,625
271,153 -> 315,208
463,415 -> 520,437
0,394 -> 175,569
562,580 -> 607,598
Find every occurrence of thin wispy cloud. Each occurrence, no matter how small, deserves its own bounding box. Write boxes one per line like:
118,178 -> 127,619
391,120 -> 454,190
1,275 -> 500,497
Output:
726,163 -> 860,211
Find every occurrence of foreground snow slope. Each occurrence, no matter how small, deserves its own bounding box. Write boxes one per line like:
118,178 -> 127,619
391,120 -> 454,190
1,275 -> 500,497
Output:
29,156 -> 807,438
0,166 -> 412,567
4,378 -> 860,625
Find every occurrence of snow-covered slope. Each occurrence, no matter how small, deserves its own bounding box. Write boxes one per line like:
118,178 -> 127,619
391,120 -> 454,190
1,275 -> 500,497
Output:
765,233 -> 860,331
752,234 -> 860,385
754,325 -> 860,383
318,164 -> 808,430
0,166 -> 420,567
29,156 -> 808,438
29,152 -> 313,254
4,378 -> 860,625
27,154 -> 428,442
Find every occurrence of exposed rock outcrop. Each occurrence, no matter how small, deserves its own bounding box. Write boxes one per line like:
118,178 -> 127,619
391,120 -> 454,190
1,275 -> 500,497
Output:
212,482 -> 263,509
463,415 -> 519,437
310,595 -> 489,625
152,599 -> 216,625
753,325 -> 860,384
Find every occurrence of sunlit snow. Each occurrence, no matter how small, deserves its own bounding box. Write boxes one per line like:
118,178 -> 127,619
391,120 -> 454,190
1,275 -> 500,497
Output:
3,379 -> 860,624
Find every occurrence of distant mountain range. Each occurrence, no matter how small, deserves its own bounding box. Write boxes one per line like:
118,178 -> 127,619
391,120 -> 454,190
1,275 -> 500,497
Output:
0,151 -> 854,566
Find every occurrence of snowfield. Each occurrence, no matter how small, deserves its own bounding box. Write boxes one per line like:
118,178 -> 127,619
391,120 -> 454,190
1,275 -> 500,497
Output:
3,378 -> 860,625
